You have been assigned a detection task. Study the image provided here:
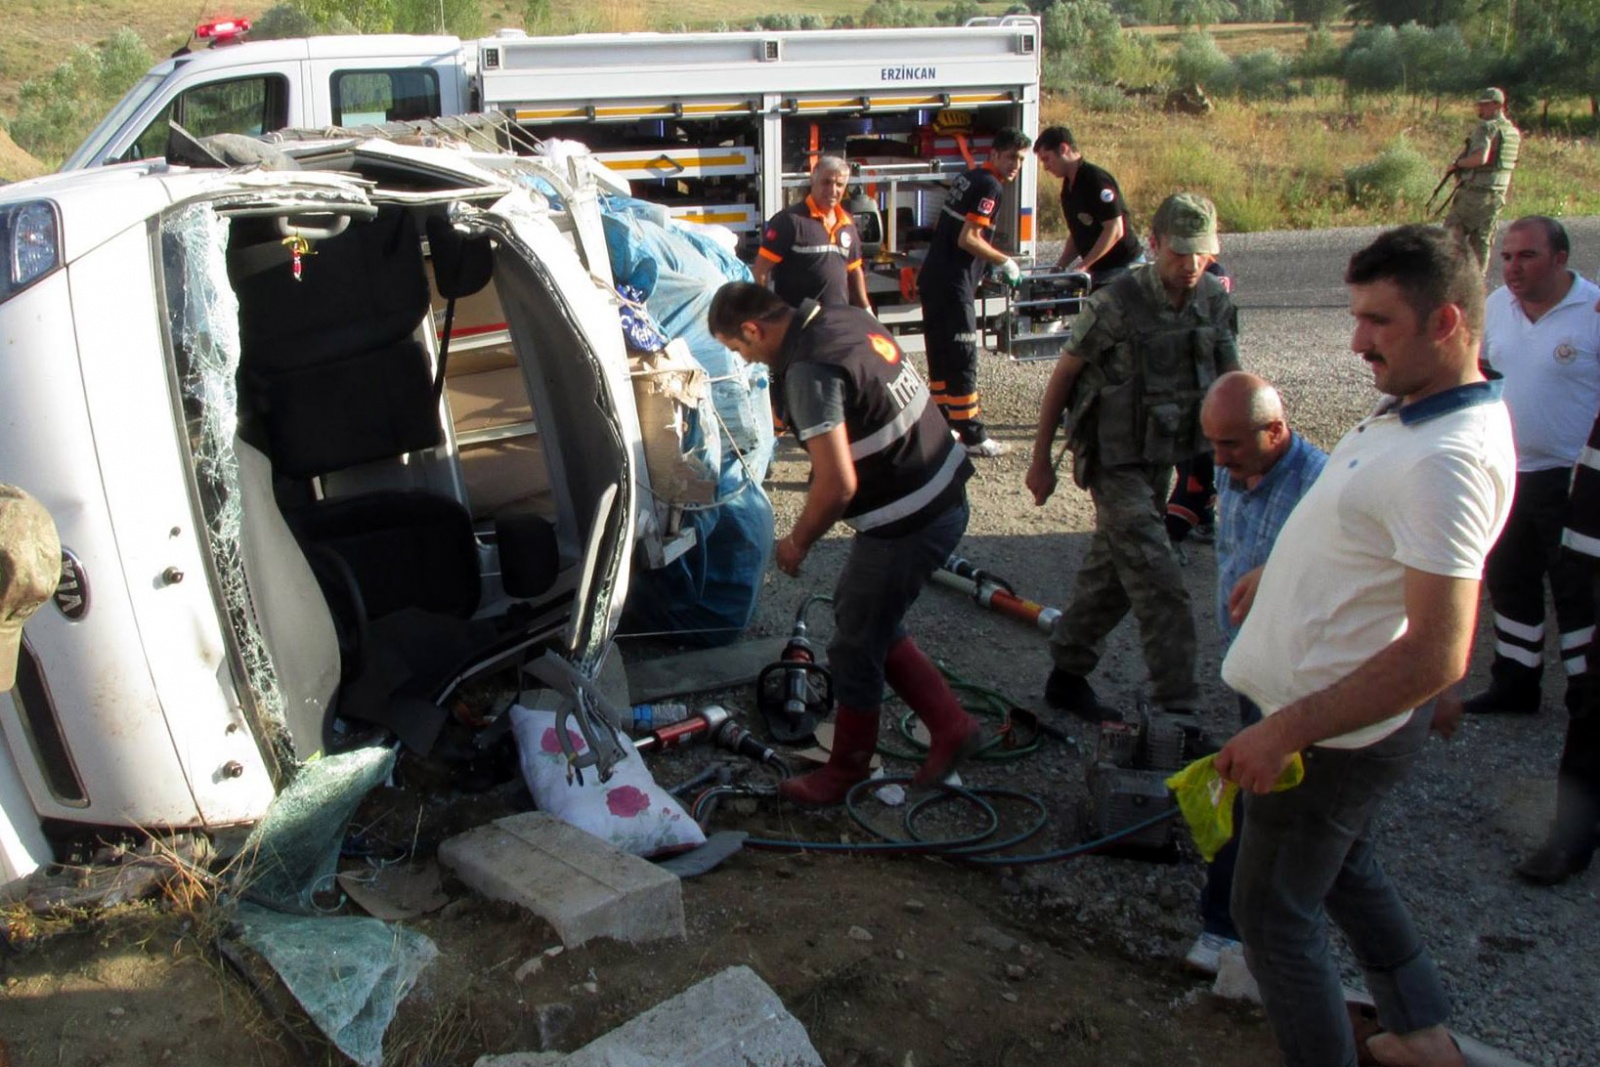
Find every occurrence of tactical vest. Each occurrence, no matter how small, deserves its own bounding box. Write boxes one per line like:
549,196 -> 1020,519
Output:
784,303 -> 971,536
1076,270 -> 1239,470
1465,117 -> 1520,191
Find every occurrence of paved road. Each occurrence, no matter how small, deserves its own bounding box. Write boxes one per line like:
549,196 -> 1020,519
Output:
1223,216 -> 1600,310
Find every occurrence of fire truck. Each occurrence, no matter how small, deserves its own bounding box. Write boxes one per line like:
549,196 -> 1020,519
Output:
65,17 -> 1043,331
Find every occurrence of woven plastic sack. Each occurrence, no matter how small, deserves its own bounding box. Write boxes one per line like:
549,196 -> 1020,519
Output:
1165,751 -> 1305,861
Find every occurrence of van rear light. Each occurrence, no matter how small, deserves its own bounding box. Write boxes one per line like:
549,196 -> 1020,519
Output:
1,201 -> 61,305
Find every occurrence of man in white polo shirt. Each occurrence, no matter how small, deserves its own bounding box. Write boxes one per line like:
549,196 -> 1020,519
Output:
1464,216 -> 1600,718
1216,226 -> 1514,1067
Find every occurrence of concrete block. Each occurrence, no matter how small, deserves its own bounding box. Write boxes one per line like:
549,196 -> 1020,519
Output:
438,812 -> 685,947
557,965 -> 823,1067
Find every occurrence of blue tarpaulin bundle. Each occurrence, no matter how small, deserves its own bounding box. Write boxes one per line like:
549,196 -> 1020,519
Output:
601,197 -> 777,646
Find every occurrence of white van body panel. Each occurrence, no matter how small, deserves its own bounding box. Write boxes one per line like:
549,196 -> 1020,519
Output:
0,144 -> 648,886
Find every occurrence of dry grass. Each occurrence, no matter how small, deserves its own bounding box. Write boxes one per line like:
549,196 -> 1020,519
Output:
1040,90 -> 1600,236
1134,20 -> 1355,56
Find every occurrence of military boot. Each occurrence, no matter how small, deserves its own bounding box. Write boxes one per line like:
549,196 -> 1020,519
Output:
1044,669 -> 1120,723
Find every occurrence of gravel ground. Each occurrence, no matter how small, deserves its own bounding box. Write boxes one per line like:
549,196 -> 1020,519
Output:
724,226 -> 1600,1067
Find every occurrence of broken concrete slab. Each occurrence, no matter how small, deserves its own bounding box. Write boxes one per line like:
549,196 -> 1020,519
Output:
438,812 -> 685,948
474,965 -> 823,1067
624,637 -> 794,703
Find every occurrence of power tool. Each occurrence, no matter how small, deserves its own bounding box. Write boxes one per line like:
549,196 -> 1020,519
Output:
755,595 -> 834,743
1083,701 -> 1206,862
633,704 -> 783,768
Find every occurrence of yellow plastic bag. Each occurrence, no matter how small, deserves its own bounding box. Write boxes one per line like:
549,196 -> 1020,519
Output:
1164,752 -> 1305,862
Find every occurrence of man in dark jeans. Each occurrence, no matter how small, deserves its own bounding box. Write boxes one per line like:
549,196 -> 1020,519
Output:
1217,226 -> 1514,1067
709,282 -> 981,805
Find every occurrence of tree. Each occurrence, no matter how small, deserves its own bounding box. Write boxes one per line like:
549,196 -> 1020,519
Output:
254,4 -> 318,38
1345,0 -> 1474,27
1172,0 -> 1239,28
860,0 -> 922,26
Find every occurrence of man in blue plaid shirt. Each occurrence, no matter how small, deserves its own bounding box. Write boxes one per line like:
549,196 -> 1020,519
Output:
1185,370 -> 1327,974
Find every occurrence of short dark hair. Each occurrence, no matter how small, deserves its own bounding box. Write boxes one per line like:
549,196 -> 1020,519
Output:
1034,125 -> 1076,154
992,127 -> 1033,153
708,281 -> 791,339
1507,215 -> 1571,257
1345,224 -> 1485,337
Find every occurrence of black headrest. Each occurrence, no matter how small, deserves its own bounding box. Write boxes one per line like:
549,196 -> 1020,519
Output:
426,215 -> 494,301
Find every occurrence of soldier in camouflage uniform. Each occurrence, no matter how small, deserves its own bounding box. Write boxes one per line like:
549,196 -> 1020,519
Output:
0,485 -> 61,693
1027,193 -> 1240,721
1445,87 -> 1521,271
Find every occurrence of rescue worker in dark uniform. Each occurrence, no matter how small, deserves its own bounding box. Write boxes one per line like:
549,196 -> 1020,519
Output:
0,484 -> 61,693
1514,406 -> 1600,884
1033,125 -> 1144,290
753,155 -> 871,310
709,281 -> 981,805
916,126 -> 1032,457
1027,193 -> 1241,721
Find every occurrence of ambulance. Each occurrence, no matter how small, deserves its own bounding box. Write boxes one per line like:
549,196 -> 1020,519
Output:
65,18 -> 1043,330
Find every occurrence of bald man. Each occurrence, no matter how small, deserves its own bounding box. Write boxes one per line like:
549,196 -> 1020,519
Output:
1185,372 -> 1327,975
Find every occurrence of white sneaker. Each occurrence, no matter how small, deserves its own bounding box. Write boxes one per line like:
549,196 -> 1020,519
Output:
1184,931 -> 1240,976
965,437 -> 1010,458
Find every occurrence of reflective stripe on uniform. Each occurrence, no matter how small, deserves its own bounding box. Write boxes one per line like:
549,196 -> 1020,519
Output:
851,390 -> 929,461
849,446 -> 968,532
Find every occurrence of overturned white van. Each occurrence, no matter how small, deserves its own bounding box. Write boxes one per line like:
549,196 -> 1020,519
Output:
0,134 -> 750,884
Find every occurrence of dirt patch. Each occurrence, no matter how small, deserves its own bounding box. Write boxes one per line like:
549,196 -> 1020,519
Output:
0,127 -> 47,184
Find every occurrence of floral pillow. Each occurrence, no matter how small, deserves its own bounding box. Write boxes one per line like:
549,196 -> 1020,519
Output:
509,703 -> 707,858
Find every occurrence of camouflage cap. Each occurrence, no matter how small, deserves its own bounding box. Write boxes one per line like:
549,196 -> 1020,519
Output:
1478,87 -> 1506,104
0,485 -> 61,691
1152,192 -> 1220,255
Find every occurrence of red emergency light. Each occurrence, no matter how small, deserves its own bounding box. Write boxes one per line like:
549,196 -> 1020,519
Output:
195,17 -> 252,45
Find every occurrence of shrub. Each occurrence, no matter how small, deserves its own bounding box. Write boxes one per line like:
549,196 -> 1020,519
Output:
1235,48 -> 1290,99
9,29 -> 154,166
935,0 -> 986,23
1343,136 -> 1434,207
860,0 -> 922,26
393,0 -> 484,34
1172,32 -> 1236,96
1293,27 -> 1342,77
254,3 -> 318,38
1343,25 -> 1402,93
1070,82 -> 1140,111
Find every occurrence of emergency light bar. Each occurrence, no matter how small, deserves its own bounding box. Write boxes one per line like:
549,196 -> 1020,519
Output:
196,17 -> 251,45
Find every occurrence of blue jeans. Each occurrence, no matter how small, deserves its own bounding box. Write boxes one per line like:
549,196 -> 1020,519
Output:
1199,693 -> 1263,939
828,499 -> 969,709
1231,706 -> 1448,1067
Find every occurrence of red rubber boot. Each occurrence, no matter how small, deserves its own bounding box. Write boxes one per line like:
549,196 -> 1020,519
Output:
884,636 -> 982,787
778,704 -> 880,806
